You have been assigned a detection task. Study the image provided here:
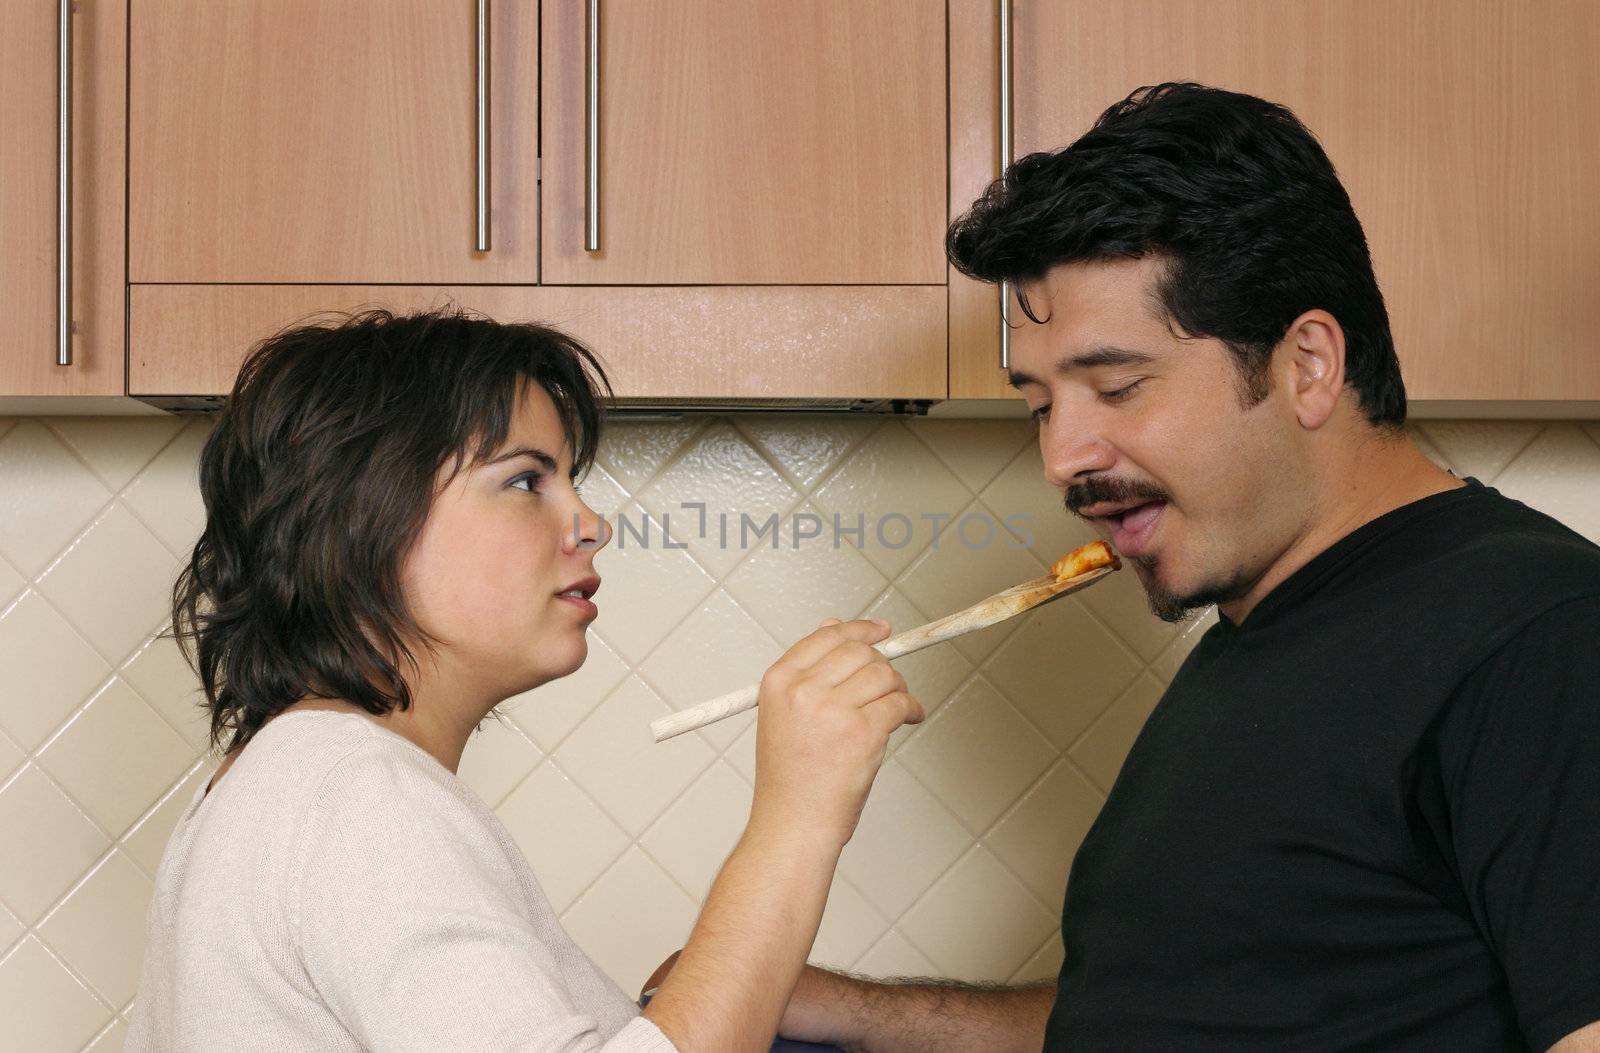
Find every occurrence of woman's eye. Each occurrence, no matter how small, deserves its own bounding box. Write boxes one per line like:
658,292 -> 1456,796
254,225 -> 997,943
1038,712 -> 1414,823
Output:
509,472 -> 544,493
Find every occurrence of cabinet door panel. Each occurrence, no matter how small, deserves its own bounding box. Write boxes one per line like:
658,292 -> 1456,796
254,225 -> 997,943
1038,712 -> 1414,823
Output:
130,0 -> 536,283
542,0 -> 947,285
129,285 -> 946,400
0,1 -> 124,396
955,0 -> 1600,401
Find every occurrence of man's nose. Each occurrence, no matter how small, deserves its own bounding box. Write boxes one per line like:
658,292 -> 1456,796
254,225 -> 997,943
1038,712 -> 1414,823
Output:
1041,418 -> 1117,492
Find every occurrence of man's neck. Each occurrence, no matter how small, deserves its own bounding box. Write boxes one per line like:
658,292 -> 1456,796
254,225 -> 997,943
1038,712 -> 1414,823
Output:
1217,434 -> 1465,627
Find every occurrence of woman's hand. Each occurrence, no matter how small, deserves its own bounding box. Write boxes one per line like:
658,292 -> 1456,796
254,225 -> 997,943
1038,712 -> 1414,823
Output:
748,617 -> 925,852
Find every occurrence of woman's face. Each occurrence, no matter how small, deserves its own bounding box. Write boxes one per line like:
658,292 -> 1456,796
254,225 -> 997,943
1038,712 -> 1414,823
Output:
400,382 -> 611,706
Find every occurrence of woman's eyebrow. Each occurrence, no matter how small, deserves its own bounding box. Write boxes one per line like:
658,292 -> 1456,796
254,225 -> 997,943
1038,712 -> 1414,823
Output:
485,446 -> 559,472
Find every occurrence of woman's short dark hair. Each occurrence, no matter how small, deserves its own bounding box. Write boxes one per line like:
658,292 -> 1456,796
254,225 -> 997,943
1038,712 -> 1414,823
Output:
168,306 -> 613,753
947,81 -> 1407,428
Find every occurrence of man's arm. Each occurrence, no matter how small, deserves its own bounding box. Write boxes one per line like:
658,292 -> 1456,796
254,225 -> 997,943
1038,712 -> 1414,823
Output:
779,964 -> 1055,1053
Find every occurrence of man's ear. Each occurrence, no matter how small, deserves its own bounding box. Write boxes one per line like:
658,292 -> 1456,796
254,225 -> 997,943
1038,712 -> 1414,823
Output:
1280,309 -> 1347,430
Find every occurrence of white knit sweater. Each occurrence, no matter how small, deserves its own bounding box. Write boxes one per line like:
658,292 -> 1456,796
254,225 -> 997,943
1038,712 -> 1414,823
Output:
124,710 -> 676,1052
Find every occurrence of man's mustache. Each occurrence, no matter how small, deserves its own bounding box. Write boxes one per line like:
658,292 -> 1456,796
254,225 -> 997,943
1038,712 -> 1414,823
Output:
1064,478 -> 1170,516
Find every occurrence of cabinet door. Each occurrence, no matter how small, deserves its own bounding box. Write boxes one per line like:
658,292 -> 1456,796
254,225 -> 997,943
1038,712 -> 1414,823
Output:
0,1 -> 124,396
953,0 -> 1600,402
541,0 -> 947,285
130,0 -> 536,283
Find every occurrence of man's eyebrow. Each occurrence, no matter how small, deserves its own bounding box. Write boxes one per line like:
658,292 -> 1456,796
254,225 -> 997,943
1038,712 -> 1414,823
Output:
1007,346 -> 1157,388
484,446 -> 559,472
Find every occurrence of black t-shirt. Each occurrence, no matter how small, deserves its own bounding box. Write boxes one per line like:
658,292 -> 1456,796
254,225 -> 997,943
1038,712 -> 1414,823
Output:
1044,477 -> 1600,1051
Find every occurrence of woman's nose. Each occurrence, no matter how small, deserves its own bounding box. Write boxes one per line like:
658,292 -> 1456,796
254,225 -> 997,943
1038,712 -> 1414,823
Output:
570,501 -> 612,552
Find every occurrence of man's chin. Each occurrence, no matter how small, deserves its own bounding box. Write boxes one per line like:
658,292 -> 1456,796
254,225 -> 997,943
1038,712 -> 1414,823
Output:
1131,555 -> 1229,624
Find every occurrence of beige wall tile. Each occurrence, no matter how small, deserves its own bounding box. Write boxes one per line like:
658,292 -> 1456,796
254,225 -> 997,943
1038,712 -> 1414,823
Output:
595,420 -> 703,492
1069,673 -> 1168,794
552,676 -> 714,837
497,762 -> 628,915
37,851 -> 153,1008
35,503 -> 179,666
637,589 -> 779,750
0,766 -> 110,922
735,415 -> 879,491
456,714 -> 543,809
0,554 -> 24,609
82,1018 -> 128,1052
910,418 -> 1034,494
809,873 -> 890,971
723,501 -> 888,643
638,760 -> 752,899
120,423 -> 210,557
0,727 -> 23,783
560,847 -> 698,996
854,928 -> 937,978
898,677 -> 1056,834
122,763 -> 211,877
590,503 -> 717,664
896,524 -> 1042,663
0,423 -> 112,578
36,678 -> 197,837
0,937 -> 112,1053
1414,420 -> 1542,482
636,422 -> 801,577
837,761 -> 970,919
45,417 -> 186,494
0,900 -> 22,951
983,596 -> 1143,749
986,760 -> 1106,911
1010,930 -> 1065,985
898,846 -> 1056,983
119,630 -> 211,751
0,591 -> 112,750
505,630 -> 629,752
1491,424 -> 1600,544
812,422 -> 974,579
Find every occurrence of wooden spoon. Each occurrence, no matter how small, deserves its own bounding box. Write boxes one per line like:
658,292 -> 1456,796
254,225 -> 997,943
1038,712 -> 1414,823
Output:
650,544 -> 1120,742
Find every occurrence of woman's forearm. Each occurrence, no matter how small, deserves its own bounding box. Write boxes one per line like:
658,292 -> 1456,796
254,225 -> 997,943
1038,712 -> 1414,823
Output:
642,822 -> 841,1052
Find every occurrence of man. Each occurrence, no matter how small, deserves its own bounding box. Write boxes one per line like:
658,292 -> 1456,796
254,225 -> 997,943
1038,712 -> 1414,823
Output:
657,82 -> 1600,1050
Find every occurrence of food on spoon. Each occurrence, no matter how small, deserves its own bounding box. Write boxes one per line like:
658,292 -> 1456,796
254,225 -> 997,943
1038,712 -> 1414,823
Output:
1051,540 -> 1121,581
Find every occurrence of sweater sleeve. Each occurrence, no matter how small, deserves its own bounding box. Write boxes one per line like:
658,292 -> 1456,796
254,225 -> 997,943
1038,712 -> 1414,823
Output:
289,742 -> 677,1053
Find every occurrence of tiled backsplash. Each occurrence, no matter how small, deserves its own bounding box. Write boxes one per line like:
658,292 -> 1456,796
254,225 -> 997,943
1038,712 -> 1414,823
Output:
3,413 -> 1599,1051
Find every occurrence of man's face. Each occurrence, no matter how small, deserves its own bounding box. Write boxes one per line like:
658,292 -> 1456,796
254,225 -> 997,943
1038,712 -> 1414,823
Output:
1009,257 -> 1311,622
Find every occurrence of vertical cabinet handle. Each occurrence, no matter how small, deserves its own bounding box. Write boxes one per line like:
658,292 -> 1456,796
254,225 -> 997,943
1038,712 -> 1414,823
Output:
584,0 -> 600,252
58,0 -> 73,366
476,0 -> 490,251
997,0 -> 1013,370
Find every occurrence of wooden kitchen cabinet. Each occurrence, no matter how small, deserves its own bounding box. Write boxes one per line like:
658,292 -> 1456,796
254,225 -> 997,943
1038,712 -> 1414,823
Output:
950,0 -> 1600,403
129,0 -> 537,283
540,0 -> 947,285
0,0 -> 125,396
128,285 -> 946,402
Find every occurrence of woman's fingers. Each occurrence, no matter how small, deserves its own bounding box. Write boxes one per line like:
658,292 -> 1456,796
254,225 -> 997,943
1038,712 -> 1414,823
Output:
769,617 -> 890,679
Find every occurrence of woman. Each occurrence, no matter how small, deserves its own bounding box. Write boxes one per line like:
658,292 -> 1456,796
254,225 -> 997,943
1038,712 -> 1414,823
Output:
125,308 -> 922,1051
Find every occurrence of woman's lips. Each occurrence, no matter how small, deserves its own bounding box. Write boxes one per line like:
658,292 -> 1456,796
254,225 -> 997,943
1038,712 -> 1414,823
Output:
556,593 -> 599,618
1111,501 -> 1165,557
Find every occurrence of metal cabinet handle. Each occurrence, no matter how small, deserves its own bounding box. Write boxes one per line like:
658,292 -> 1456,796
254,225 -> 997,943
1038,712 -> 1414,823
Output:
998,0 -> 1013,370
58,0 -> 73,366
585,0 -> 600,251
476,0 -> 490,251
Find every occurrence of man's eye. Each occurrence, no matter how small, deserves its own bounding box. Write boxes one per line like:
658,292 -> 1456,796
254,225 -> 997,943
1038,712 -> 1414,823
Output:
1102,380 -> 1143,403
